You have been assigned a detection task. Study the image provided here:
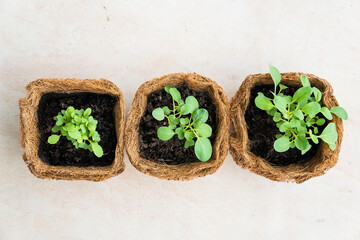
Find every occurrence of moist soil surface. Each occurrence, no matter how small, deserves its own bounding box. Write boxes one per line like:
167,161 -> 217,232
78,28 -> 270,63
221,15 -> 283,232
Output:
37,92 -> 117,167
139,84 -> 217,165
245,84 -> 323,167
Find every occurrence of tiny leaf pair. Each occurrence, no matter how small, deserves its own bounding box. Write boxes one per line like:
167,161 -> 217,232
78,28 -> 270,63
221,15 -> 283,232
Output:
255,65 -> 348,154
152,86 -> 213,162
47,106 -> 104,158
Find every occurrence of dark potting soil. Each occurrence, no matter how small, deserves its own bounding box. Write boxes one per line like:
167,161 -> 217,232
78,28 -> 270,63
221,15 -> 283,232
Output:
245,85 -> 324,167
139,84 -> 218,165
37,92 -> 117,167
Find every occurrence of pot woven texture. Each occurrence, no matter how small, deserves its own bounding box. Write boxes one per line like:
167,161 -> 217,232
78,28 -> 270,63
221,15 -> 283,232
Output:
125,73 -> 230,180
229,72 -> 343,183
19,78 -> 125,181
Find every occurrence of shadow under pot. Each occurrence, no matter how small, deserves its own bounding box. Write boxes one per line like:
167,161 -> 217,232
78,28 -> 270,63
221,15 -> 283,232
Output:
125,73 -> 229,180
229,72 -> 344,183
19,78 -> 126,181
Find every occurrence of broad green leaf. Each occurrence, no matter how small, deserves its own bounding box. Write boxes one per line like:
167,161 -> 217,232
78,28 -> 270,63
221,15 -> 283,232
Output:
274,95 -> 288,109
279,122 -> 291,132
78,142 -> 88,150
184,131 -> 195,141
152,108 -> 165,121
269,65 -> 281,91
55,116 -> 64,126
297,122 -> 307,134
300,75 -> 310,87
193,109 -> 209,123
162,106 -> 171,115
320,123 -> 338,144
180,118 -> 190,126
274,96 -> 288,116
276,121 -> 284,129
175,127 -> 184,140
329,143 -> 336,150
330,106 -> 348,120
74,115 -> 82,124
293,109 -> 304,120
52,125 -> 60,133
169,88 -> 181,103
181,96 -> 199,115
185,139 -> 194,148
298,99 -> 308,108
164,85 -> 173,93
302,102 -> 321,116
84,108 -> 91,117
63,123 -> 75,132
301,144 -> 311,155
273,112 -> 282,122
279,84 -> 288,91
66,106 -> 75,118
169,115 -> 180,125
295,135 -> 310,151
157,127 -> 175,141
293,87 -> 312,103
80,124 -> 86,133
194,137 -> 212,161
316,118 -> 326,126
48,135 -> 60,144
320,107 -> 333,120
275,134 -> 283,139
289,119 -> 301,129
284,96 -> 292,104
266,107 -> 277,116
68,129 -> 81,140
312,87 -> 322,102
92,132 -> 100,142
196,123 -> 212,137
91,142 -> 103,158
274,137 -> 290,152
88,125 -> 96,132
255,93 -> 274,110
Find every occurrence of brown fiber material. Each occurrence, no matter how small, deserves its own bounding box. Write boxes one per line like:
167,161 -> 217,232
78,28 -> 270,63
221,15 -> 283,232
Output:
230,73 -> 343,184
125,73 -> 229,180
19,78 -> 125,181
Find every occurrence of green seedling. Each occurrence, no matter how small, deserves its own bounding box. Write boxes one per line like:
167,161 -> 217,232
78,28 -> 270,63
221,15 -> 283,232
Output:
48,106 -> 103,158
152,86 -> 213,162
255,65 -> 348,154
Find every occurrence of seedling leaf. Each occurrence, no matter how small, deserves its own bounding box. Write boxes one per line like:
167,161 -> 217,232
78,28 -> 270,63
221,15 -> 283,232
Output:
330,106 -> 348,120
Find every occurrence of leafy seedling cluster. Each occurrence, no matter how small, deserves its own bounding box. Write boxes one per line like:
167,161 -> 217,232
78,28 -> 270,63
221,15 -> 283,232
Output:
255,66 -> 348,154
152,86 -> 213,162
47,106 -> 104,158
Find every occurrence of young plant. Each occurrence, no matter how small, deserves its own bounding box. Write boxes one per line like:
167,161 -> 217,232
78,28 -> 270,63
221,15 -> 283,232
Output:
255,66 -> 348,154
47,106 -> 104,158
152,86 -> 213,162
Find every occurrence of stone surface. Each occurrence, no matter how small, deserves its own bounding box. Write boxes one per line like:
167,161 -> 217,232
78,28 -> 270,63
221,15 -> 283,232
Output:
0,1 -> 359,239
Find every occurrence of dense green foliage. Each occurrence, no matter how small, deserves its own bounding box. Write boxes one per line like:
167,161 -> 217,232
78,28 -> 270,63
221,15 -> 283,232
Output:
255,66 -> 348,154
152,86 -> 213,161
48,106 -> 103,157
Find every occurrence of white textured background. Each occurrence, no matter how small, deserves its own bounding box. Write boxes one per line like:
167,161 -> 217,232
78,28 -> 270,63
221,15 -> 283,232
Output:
0,1 -> 359,239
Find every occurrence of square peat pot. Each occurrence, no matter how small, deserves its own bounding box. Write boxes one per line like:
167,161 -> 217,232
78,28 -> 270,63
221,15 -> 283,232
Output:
19,79 -> 125,181
125,73 -> 230,180
229,73 -> 344,183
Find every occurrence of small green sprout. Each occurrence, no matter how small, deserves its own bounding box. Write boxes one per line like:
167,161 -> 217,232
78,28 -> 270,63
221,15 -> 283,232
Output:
255,66 -> 348,154
152,86 -> 213,162
47,106 -> 104,158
